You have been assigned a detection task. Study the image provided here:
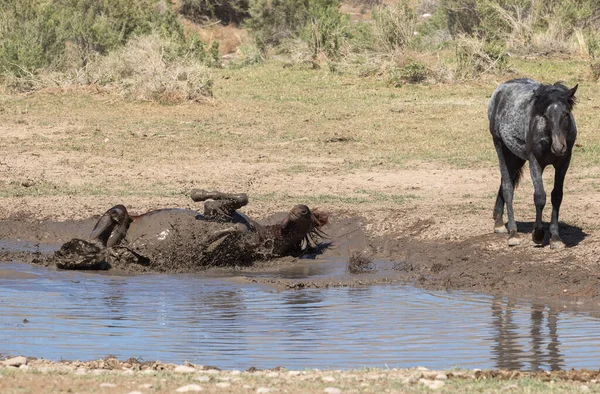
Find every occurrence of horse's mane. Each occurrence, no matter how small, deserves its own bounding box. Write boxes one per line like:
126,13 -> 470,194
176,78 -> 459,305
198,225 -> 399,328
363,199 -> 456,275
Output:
532,82 -> 577,116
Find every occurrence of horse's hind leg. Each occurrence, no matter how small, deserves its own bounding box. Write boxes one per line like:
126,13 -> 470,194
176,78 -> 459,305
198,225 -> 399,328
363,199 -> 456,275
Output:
493,139 -> 524,246
493,185 -> 507,233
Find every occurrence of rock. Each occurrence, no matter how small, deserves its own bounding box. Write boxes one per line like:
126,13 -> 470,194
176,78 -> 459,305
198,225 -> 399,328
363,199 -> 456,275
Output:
121,369 -> 134,376
324,388 -> 342,394
127,392 -> 143,394
204,369 -> 220,374
256,388 -> 272,393
435,373 -> 447,381
419,379 -> 445,390
18,365 -> 30,371
230,370 -> 241,376
416,366 -> 429,371
174,365 -> 197,374
242,385 -> 252,390
176,384 -> 204,392
580,385 -> 590,393
75,368 -> 87,376
216,382 -> 231,389
3,356 -> 27,367
194,375 -> 211,382
139,384 -> 153,389
287,371 -> 301,376
266,371 -> 279,378
322,376 -> 336,383
99,383 -> 117,388
140,369 -> 155,375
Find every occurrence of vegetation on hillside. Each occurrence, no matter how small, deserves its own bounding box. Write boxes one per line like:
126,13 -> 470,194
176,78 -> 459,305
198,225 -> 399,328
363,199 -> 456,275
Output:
1,0 -> 598,101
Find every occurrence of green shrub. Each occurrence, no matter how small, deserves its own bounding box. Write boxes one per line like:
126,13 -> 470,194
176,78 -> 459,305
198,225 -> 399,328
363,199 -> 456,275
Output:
302,0 -> 350,59
0,0 -> 65,78
179,0 -> 250,24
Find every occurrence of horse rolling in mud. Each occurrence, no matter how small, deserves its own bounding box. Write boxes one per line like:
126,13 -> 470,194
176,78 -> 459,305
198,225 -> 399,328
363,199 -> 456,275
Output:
488,78 -> 578,248
55,189 -> 329,271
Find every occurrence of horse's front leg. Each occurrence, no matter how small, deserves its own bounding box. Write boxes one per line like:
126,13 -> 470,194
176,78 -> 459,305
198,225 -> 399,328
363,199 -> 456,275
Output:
549,160 -> 570,249
529,157 -> 546,245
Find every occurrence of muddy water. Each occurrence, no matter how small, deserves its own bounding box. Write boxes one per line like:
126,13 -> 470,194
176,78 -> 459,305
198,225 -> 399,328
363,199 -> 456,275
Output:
1,261 -> 600,371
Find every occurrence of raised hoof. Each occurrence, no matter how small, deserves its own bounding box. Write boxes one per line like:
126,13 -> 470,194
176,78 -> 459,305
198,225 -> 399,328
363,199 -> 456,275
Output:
550,239 -> 566,250
494,225 -> 508,234
507,236 -> 521,247
532,229 -> 545,245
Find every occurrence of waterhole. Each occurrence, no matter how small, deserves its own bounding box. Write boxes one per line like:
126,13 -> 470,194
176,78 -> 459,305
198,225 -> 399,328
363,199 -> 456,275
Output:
1,261 -> 599,371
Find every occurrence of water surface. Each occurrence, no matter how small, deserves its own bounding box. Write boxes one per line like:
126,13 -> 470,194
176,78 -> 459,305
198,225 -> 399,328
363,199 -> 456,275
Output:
1,261 -> 599,371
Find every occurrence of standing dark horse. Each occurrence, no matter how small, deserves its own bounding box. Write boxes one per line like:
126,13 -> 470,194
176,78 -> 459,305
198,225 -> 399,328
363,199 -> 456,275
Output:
488,78 -> 578,248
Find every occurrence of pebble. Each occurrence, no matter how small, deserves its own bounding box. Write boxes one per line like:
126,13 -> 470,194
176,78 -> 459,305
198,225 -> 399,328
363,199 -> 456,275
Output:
243,385 -> 252,390
2,356 -> 27,367
322,376 -> 336,382
139,384 -> 153,389
194,375 -> 211,382
287,371 -> 301,376
256,388 -> 272,393
99,383 -> 117,388
435,373 -> 447,381
176,384 -> 204,392
324,388 -> 342,394
216,382 -> 231,389
419,379 -> 445,390
174,365 -> 197,374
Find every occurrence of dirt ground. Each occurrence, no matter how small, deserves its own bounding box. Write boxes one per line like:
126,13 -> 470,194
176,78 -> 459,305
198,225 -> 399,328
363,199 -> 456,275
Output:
1,60 -> 600,305
2,357 -> 600,394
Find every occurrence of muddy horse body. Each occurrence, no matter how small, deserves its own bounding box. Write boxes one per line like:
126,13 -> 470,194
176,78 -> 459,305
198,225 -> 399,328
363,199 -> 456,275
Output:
488,78 -> 578,248
55,190 -> 328,271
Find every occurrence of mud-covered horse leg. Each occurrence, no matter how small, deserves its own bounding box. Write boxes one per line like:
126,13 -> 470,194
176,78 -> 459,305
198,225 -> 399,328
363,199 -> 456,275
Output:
493,185 -> 507,233
529,157 -> 547,245
89,205 -> 132,247
190,189 -> 249,221
549,160 -> 570,249
493,139 -> 525,246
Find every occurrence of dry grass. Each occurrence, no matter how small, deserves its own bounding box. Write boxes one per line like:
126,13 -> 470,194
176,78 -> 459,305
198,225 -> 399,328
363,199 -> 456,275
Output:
83,34 -> 213,103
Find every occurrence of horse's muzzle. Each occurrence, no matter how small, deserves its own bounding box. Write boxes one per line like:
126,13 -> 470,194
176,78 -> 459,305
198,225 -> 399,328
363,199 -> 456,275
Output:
551,143 -> 567,156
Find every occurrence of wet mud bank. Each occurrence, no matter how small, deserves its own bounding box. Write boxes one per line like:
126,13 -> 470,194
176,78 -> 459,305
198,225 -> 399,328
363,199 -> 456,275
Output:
1,213 -> 599,303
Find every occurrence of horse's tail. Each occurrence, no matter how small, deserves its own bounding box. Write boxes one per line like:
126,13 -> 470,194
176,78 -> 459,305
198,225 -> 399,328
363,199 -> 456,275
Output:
512,165 -> 524,188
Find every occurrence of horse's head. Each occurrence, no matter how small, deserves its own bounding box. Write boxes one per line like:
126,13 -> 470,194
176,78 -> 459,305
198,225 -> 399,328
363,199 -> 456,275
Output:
535,83 -> 578,157
271,204 -> 329,255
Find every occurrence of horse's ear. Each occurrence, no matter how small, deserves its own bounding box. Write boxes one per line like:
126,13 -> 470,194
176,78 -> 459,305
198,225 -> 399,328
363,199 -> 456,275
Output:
311,209 -> 329,227
569,84 -> 578,98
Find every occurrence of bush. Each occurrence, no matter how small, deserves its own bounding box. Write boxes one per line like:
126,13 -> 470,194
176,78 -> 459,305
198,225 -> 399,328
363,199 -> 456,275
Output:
455,36 -> 508,79
179,0 -> 250,24
0,0 -> 184,82
85,34 -> 213,103
0,0 -> 65,78
302,0 -> 351,59
372,1 -> 418,52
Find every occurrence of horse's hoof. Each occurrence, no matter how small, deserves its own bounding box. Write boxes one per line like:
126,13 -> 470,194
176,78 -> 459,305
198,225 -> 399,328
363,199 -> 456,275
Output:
507,236 -> 521,247
550,240 -> 565,250
494,225 -> 508,234
532,229 -> 545,245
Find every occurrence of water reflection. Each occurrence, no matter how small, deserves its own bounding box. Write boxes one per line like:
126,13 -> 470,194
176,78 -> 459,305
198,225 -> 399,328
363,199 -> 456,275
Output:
491,297 -> 565,371
1,262 -> 599,370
